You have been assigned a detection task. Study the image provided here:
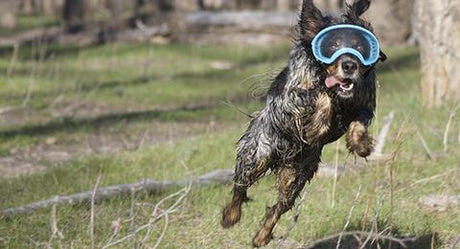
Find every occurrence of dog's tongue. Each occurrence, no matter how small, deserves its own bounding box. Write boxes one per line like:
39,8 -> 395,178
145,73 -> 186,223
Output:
325,76 -> 344,88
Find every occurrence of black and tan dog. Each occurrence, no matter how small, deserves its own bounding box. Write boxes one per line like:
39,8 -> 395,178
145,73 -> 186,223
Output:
222,0 -> 386,247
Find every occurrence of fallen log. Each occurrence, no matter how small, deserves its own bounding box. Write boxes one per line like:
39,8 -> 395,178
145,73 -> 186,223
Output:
0,26 -> 62,47
0,169 -> 233,218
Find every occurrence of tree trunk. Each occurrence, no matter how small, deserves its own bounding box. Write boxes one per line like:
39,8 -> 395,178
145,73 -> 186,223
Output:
176,0 -> 200,11
107,0 -> 123,28
63,0 -> 87,32
276,0 -> 290,11
41,0 -> 63,16
0,0 -> 18,29
412,0 -> 460,107
313,0 -> 344,12
236,0 -> 261,10
21,0 -> 34,15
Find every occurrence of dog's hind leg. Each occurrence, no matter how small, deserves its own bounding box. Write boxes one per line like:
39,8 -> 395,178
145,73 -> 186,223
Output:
221,185 -> 249,228
252,162 -> 314,247
222,114 -> 275,228
221,158 -> 270,228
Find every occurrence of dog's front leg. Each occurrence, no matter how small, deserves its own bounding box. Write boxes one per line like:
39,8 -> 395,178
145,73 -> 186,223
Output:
346,112 -> 374,157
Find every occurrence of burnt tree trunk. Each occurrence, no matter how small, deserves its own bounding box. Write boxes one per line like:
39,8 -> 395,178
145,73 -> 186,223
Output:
0,0 -> 18,29
63,0 -> 87,32
412,0 -> 460,107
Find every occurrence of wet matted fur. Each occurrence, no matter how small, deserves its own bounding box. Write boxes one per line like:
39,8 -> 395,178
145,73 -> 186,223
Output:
222,0 -> 385,247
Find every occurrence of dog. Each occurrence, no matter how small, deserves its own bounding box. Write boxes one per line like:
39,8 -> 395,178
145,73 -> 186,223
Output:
221,0 -> 387,247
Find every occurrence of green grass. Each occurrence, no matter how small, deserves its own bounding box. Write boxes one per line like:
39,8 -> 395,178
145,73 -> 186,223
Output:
0,15 -> 59,36
0,42 -> 283,153
0,43 -> 459,248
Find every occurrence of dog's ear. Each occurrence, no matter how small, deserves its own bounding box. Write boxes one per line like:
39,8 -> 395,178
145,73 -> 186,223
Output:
299,0 -> 325,41
346,0 -> 371,19
379,51 -> 387,62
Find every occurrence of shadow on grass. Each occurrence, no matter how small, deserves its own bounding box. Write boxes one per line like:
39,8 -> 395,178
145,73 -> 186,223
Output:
303,232 -> 439,249
0,68 -> 246,101
0,54 -> 278,101
0,98 -> 249,139
0,44 -> 83,60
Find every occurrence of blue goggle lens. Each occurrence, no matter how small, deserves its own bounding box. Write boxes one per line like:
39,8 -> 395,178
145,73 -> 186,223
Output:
311,24 -> 380,66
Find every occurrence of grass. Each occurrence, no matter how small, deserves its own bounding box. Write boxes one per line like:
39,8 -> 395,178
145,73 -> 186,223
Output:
0,42 -> 285,154
0,15 -> 60,37
0,41 -> 459,249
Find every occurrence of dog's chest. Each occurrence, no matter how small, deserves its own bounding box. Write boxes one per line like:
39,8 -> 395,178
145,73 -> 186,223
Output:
295,92 -> 336,145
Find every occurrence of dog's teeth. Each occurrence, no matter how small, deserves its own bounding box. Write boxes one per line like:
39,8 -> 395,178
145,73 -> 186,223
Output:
340,83 -> 354,91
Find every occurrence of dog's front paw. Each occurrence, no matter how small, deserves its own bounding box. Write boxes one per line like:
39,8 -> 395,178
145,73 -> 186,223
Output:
346,121 -> 374,157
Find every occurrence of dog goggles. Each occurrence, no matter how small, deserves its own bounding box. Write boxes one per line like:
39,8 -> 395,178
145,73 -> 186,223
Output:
311,24 -> 381,66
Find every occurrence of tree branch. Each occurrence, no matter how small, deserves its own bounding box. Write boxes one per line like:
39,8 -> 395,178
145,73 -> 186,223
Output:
0,169 -> 233,218
372,111 -> 395,156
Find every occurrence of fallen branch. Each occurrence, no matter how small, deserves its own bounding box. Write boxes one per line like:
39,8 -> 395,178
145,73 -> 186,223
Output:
135,20 -> 170,37
0,26 -> 62,47
0,105 -> 25,115
372,111 -> 395,156
443,103 -> 460,153
416,130 -> 435,160
0,169 -> 233,218
102,182 -> 191,249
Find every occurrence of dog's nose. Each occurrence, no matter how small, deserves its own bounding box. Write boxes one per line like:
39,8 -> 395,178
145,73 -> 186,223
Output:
342,60 -> 358,74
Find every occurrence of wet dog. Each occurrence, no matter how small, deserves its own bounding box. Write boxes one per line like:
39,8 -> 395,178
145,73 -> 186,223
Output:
222,0 -> 386,247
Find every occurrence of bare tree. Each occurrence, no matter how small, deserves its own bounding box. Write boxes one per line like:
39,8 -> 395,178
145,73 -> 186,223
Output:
0,0 -> 19,29
412,0 -> 460,107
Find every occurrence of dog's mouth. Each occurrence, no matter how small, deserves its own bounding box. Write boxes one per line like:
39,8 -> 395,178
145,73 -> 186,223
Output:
325,76 -> 354,92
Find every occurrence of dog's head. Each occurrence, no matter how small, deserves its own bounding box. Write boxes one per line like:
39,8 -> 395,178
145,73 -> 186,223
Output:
299,0 -> 386,99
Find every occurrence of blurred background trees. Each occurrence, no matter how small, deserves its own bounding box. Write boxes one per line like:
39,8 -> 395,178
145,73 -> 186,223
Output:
1,0 -> 458,106
0,0 -> 19,29
63,0 -> 87,32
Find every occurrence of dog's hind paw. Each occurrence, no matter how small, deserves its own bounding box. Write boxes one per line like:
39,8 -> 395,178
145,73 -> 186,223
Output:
252,229 -> 273,247
221,204 -> 242,228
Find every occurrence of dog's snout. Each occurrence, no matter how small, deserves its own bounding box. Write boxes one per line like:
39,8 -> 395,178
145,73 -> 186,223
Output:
342,60 -> 358,74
